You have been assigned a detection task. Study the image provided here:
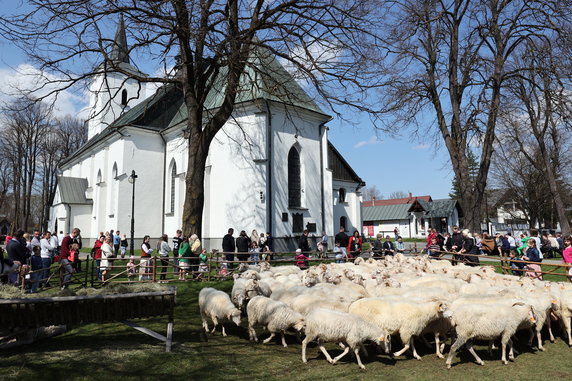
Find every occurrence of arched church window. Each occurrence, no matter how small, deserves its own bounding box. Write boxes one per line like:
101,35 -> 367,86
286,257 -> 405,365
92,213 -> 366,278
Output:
121,89 -> 128,106
288,146 -> 301,208
340,216 -> 347,231
339,188 -> 346,203
170,161 -> 177,213
112,163 -> 118,179
97,169 -> 102,185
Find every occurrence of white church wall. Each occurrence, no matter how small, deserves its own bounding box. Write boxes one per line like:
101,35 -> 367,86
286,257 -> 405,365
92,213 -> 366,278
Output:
163,134 -> 187,235
333,179 -> 362,235
271,106 -> 327,249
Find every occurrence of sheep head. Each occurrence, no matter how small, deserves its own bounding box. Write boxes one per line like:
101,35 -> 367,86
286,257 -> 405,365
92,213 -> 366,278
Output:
293,318 -> 306,333
228,309 -> 241,326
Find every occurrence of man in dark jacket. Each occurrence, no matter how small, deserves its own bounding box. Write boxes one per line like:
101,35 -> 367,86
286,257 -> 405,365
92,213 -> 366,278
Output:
382,236 -> 395,256
335,227 -> 349,258
6,230 -> 30,284
222,228 -> 236,269
235,230 -> 251,262
450,225 -> 464,265
298,230 -> 311,252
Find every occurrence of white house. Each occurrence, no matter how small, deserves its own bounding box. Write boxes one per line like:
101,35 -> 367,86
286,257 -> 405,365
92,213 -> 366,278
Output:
49,21 -> 364,251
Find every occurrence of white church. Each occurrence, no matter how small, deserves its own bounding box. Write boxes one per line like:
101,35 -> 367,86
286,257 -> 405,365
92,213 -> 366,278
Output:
49,21 -> 365,250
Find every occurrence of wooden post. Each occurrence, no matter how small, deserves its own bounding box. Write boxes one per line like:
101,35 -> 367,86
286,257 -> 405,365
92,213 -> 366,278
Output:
152,256 -> 157,283
166,320 -> 173,352
84,256 -> 89,287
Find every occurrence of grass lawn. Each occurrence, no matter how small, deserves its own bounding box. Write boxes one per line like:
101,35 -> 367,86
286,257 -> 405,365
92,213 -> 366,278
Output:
1,280 -> 572,381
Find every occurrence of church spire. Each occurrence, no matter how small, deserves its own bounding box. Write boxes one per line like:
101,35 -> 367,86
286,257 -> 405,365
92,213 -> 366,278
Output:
110,15 -> 130,64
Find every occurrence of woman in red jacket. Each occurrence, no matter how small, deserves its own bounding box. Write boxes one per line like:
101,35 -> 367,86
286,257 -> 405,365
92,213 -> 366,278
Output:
348,230 -> 362,258
91,235 -> 104,280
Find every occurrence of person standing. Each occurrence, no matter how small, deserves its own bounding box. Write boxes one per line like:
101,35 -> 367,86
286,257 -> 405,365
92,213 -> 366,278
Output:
382,235 -> 395,256
450,226 -> 464,264
298,230 -> 311,253
372,233 -> 383,258
120,234 -> 129,259
172,229 -> 183,274
58,228 -> 81,288
113,231 -> 121,257
91,235 -> 104,281
31,230 -> 41,249
562,236 -> 572,283
460,229 -> 480,266
522,238 -> 542,280
235,230 -> 251,263
317,231 -> 328,258
158,234 -> 171,282
190,234 -> 202,277
393,227 -> 399,240
347,231 -> 362,258
265,231 -> 274,260
39,232 -> 54,287
222,228 -> 236,269
100,236 -> 113,283
140,235 -> 154,281
178,236 -> 190,280
50,231 -> 59,259
334,227 -> 349,259
6,231 -> 30,285
250,229 -> 260,247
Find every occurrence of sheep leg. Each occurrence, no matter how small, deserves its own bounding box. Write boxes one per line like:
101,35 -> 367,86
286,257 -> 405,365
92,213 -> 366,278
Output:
563,317 -> 572,346
508,339 -> 515,360
281,331 -> 288,348
210,317 -> 218,335
359,344 -> 368,358
331,346 -> 350,364
546,317 -> 555,343
435,334 -> 444,359
393,340 -> 410,357
527,327 -> 535,346
501,335 -> 510,364
202,318 -> 209,333
487,341 -> 494,356
466,339 -> 484,366
221,324 -> 227,337
262,332 -> 275,344
248,324 -> 258,342
536,328 -> 545,351
410,337 -> 422,360
421,335 -> 432,349
318,340 -> 336,364
446,336 -> 467,369
353,347 -> 366,369
302,336 -> 311,363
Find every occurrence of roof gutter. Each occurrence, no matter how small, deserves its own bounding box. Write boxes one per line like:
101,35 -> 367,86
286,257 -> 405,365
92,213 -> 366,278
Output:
159,131 -> 167,235
264,99 -> 273,237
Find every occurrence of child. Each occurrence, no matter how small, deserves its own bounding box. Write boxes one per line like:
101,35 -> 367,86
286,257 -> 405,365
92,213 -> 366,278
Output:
509,250 -> 525,276
197,249 -> 208,280
522,238 -> 542,280
249,242 -> 260,265
295,248 -> 309,270
126,256 -> 136,282
562,236 -> 572,283
427,238 -> 441,258
70,243 -> 81,272
395,236 -> 405,254
120,234 -> 129,259
334,242 -> 345,263
219,261 -> 229,277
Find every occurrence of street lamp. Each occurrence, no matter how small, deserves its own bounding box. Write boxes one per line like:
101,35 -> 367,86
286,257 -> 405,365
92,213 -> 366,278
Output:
128,170 -> 138,257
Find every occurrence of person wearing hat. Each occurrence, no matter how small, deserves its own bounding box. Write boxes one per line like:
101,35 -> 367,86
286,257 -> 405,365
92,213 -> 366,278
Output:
295,248 -> 309,269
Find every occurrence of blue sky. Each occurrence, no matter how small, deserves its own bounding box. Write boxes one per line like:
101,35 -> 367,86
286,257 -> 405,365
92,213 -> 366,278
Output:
0,0 -> 454,199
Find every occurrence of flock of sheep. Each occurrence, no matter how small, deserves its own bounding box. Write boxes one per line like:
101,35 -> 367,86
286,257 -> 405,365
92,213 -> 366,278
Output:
198,254 -> 572,369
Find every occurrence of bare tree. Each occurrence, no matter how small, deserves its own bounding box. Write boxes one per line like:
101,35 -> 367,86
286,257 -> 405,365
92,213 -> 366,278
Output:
362,185 -> 383,201
1,0 -> 381,237
1,97 -> 52,231
388,191 -> 408,199
373,0 -> 571,232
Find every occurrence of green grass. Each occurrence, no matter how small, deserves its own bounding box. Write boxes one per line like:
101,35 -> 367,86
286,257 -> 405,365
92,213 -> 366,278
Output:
1,281 -> 572,380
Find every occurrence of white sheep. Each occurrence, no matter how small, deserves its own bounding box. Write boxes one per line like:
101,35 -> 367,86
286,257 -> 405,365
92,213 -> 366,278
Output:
199,287 -> 241,336
445,301 -> 536,368
349,298 -> 447,360
289,294 -> 351,315
247,295 -> 305,347
231,278 -> 260,309
301,308 -> 390,369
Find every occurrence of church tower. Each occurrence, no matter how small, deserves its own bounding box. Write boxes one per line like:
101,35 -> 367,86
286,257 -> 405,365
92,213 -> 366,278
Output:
87,16 -> 149,139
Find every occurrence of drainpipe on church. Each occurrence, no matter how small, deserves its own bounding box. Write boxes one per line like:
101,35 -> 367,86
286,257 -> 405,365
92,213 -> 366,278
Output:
264,99 -> 273,238
159,132 -> 167,235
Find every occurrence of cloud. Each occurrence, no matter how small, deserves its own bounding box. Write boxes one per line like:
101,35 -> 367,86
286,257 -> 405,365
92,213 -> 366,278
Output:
412,143 -> 430,150
0,64 -> 87,118
354,135 -> 381,149
280,38 -> 343,83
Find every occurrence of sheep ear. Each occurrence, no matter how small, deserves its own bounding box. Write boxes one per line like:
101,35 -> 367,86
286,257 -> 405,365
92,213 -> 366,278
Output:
512,302 -> 525,307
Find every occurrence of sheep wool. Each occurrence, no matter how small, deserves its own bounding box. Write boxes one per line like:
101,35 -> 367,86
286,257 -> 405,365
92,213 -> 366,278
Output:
199,287 -> 241,337
302,308 -> 390,369
247,296 -> 305,347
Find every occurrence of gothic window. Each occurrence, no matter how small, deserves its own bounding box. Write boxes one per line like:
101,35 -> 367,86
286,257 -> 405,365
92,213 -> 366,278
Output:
340,216 -> 347,231
170,161 -> 177,214
288,146 -> 301,208
339,188 -> 346,203
96,169 -> 102,185
121,89 -> 128,106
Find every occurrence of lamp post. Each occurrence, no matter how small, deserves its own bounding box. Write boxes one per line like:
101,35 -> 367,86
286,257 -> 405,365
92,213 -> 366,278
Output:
128,170 -> 138,257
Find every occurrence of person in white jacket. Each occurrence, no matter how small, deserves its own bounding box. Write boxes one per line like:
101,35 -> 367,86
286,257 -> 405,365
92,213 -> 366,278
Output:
39,232 -> 54,287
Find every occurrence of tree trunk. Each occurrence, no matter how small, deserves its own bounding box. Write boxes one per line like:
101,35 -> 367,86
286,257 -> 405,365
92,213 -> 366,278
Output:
181,128 -> 209,239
